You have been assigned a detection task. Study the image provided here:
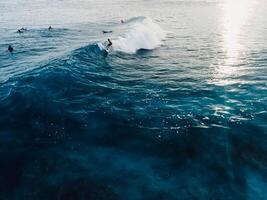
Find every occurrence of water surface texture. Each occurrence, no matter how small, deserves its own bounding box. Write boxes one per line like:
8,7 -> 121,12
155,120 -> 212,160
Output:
0,0 -> 267,199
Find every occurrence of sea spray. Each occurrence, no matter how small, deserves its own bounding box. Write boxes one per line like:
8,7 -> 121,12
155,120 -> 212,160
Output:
113,16 -> 166,53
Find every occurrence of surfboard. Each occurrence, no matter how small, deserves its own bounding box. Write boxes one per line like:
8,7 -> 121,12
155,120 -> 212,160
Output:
102,30 -> 112,34
98,42 -> 111,57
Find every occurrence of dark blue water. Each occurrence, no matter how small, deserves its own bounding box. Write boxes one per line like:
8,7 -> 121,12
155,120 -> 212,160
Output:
0,0 -> 267,199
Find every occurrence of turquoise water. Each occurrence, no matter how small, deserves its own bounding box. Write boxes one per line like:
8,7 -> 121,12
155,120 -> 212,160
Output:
0,0 -> 267,199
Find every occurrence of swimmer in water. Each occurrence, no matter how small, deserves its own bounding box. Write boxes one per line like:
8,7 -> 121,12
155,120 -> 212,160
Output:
8,45 -> 14,53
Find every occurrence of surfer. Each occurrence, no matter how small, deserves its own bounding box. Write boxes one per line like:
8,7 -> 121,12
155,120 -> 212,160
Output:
17,28 -> 27,33
8,45 -> 14,53
102,30 -> 112,34
106,38 -> 112,50
48,26 -> 52,30
121,19 -> 125,24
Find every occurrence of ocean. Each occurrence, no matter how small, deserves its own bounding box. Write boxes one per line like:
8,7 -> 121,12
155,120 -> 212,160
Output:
0,0 -> 267,199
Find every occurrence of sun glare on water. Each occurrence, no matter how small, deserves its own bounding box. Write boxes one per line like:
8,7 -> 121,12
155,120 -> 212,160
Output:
223,0 -> 252,63
213,0 -> 256,85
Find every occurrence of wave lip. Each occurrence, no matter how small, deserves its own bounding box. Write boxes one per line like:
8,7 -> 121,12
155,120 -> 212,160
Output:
113,16 -> 166,53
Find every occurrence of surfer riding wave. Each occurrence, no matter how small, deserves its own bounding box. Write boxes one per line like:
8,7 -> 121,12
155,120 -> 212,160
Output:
97,16 -> 166,55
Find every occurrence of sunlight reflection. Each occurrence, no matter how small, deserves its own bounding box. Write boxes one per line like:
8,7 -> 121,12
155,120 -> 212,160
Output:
223,0 -> 252,65
213,0 -> 256,85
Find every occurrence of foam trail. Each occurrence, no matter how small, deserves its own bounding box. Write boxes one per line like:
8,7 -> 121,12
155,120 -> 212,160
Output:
113,16 -> 166,53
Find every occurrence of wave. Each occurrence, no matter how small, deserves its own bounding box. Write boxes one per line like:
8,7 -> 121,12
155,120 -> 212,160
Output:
112,16 -> 166,54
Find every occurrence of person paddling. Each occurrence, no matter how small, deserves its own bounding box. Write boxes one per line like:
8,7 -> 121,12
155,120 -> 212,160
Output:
102,30 -> 112,34
8,45 -> 14,53
17,27 -> 27,33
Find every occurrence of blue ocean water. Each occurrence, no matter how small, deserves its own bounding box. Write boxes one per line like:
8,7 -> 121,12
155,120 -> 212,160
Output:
0,0 -> 267,199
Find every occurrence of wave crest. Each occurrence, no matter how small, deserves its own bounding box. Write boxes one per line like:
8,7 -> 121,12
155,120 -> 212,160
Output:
113,16 -> 166,53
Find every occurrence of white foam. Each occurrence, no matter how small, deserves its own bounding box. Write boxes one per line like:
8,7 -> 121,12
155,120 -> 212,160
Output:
112,16 -> 166,53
